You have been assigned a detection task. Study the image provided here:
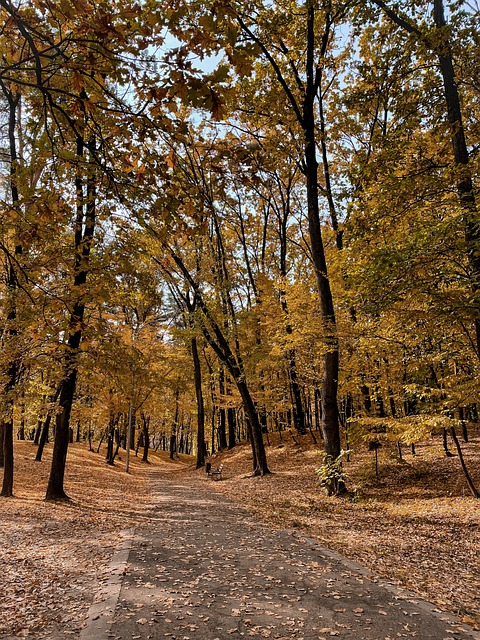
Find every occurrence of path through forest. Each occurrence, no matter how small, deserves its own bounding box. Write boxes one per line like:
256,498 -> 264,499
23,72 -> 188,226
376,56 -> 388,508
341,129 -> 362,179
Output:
81,467 -> 479,640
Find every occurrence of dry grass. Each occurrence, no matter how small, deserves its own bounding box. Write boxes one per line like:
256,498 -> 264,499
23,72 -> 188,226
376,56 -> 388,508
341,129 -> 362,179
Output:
190,426 -> 480,631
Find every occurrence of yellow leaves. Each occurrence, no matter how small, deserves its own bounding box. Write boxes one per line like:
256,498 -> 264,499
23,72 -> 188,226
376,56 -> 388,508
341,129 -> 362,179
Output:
346,414 -> 460,448
206,63 -> 230,84
198,13 -> 216,34
71,71 -> 84,93
57,0 -> 91,18
166,151 -> 176,169
228,45 -> 258,78
57,0 -> 76,19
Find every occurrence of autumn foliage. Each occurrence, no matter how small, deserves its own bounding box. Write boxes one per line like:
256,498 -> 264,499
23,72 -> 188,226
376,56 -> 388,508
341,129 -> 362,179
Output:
0,0 -> 479,581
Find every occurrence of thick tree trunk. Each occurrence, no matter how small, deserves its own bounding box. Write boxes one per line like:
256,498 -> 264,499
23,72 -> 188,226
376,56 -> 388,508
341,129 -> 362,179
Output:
169,434 -> 176,459
218,368 -> 227,450
303,2 -> 340,462
236,378 -> 270,476
0,423 -> 4,468
192,337 -> 205,468
46,367 -> 78,500
450,426 -> 479,498
1,420 -> 14,497
45,134 -> 96,501
227,407 -> 236,449
142,414 -> 150,463
304,127 -> 340,457
106,429 -> 114,465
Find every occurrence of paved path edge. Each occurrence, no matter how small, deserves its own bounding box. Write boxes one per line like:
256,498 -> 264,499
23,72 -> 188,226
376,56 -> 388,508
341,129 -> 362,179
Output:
287,527 -> 480,639
79,528 -> 136,640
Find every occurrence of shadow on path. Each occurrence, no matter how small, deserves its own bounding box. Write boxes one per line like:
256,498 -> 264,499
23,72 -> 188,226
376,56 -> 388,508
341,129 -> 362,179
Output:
84,468 -> 479,640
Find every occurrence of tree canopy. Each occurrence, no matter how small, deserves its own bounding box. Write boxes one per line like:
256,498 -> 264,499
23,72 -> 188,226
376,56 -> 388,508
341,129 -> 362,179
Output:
0,0 -> 479,498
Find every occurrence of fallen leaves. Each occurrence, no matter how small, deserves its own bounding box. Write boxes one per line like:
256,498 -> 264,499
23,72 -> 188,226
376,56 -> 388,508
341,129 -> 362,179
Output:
0,442 -> 152,639
199,430 -> 480,630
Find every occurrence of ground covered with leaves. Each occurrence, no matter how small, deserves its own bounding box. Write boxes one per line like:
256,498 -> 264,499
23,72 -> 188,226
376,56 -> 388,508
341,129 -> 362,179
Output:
2,432 -> 479,638
0,442 -> 155,639
198,427 -> 480,632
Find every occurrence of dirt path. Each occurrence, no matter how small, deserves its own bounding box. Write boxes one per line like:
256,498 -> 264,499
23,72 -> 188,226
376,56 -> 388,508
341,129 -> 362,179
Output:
82,468 -> 479,640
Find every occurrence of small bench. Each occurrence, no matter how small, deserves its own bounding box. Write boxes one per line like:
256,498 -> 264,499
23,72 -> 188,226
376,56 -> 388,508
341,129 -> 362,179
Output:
207,463 -> 224,481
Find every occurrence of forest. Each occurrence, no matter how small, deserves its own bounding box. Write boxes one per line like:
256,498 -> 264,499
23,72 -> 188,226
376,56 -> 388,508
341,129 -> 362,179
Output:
0,0 -> 479,503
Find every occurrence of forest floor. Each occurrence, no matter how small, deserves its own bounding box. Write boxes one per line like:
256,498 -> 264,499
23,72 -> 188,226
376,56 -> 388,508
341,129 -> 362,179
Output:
0,442 -> 189,639
195,426 -> 480,632
1,428 -> 479,638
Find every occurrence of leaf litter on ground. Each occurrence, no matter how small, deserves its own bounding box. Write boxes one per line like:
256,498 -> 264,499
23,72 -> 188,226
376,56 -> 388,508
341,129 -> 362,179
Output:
191,427 -> 480,631
0,442 -> 153,639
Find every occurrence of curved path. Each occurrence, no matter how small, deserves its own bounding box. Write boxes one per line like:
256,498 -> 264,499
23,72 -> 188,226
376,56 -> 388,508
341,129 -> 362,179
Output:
82,468 -> 479,640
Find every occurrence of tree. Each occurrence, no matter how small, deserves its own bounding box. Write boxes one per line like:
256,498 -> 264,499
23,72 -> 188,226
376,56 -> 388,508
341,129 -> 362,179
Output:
370,0 -> 480,358
168,0 -> 347,476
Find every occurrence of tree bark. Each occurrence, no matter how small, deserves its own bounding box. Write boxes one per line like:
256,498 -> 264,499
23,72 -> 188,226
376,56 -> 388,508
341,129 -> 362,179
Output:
35,385 -> 62,462
1,420 -> 14,497
450,426 -> 479,498
1,89 -> 22,498
46,134 -> 96,501
35,412 -> 52,462
169,433 -> 176,460
301,3 -> 341,461
0,423 -> 4,468
227,407 -> 236,449
192,336 -> 206,468
141,413 -> 150,463
218,367 -> 228,450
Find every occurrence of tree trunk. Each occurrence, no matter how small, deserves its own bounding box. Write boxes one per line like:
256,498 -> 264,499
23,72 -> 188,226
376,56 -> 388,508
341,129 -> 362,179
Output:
166,247 -> 270,474
142,414 -> 150,463
36,411 -> 53,462
218,368 -> 228,450
459,407 -> 468,442
129,414 -> 136,451
1,420 -> 14,497
106,413 -> 115,465
236,378 -> 270,476
0,423 -> 4,468
432,0 -> 480,358
33,419 -> 42,445
192,336 -> 205,468
303,3 -> 340,463
289,352 -> 306,434
450,426 -> 479,498
46,368 -> 78,500
45,134 -> 96,501
443,427 -> 454,457
1,89 -> 22,499
18,417 -> 25,441
227,407 -> 236,449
